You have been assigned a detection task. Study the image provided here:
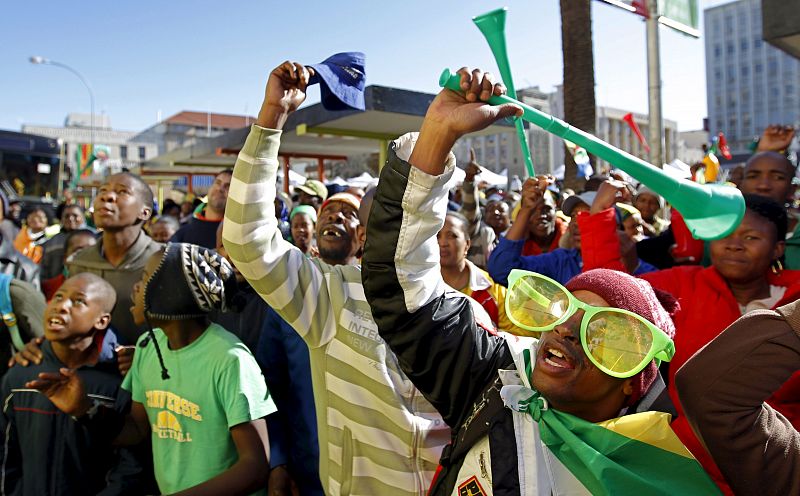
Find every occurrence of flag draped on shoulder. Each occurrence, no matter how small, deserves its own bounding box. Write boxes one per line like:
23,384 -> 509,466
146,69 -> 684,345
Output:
499,349 -> 721,496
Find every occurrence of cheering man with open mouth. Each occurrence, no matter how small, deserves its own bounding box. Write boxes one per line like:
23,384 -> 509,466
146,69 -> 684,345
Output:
361,67 -> 720,496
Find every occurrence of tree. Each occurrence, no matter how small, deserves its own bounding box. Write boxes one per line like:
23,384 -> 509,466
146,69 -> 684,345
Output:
560,0 -> 597,191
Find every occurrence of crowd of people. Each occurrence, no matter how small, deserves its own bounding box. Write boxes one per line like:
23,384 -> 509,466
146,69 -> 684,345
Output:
0,59 -> 797,495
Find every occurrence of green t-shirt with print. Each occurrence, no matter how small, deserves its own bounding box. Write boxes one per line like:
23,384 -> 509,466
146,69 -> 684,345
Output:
122,323 -> 275,495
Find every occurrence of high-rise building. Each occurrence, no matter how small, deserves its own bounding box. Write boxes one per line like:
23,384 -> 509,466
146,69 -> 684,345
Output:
704,0 -> 800,157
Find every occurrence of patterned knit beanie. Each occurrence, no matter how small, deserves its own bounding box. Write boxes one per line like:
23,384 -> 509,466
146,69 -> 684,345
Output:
144,242 -> 237,320
141,243 -> 239,379
565,269 -> 678,407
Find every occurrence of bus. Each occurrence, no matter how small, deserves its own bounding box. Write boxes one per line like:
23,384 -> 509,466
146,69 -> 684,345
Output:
0,130 -> 61,200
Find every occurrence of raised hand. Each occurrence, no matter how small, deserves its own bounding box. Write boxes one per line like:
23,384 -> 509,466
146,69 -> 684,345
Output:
7,336 -> 45,368
591,179 -> 632,214
257,61 -> 315,130
115,345 -> 136,376
425,68 -> 522,140
25,368 -> 91,417
465,149 -> 482,183
410,68 -> 522,174
519,176 -> 554,212
757,125 -> 796,152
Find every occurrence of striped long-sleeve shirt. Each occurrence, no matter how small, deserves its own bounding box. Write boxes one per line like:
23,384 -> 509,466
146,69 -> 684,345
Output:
223,125 -> 450,495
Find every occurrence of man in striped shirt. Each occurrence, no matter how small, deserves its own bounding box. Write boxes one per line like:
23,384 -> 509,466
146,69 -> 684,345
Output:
222,60 -> 451,495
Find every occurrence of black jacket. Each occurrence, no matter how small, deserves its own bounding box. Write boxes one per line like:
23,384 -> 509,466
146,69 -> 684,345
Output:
0,336 -> 147,495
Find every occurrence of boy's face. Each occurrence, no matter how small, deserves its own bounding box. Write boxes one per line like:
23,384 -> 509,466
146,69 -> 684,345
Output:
65,233 -> 97,260
27,210 -> 48,232
93,174 -> 149,230
150,221 -> 176,243
61,206 -> 84,231
131,251 -> 162,326
45,277 -> 111,343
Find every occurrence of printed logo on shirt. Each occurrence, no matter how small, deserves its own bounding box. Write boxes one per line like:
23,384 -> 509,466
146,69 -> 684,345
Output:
342,307 -> 381,357
145,390 -> 202,420
458,476 -> 487,496
153,411 -> 192,443
145,390 -> 201,443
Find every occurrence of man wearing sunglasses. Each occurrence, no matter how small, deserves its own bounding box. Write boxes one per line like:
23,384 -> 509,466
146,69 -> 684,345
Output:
362,68 -> 719,495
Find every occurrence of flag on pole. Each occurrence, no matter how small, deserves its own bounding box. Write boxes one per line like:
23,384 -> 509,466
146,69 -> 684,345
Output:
76,143 -> 95,179
632,0 -> 649,17
717,132 -> 732,160
72,144 -> 110,186
622,113 -> 651,153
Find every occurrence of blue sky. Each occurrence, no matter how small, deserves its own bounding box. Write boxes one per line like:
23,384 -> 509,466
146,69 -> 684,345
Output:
1,0 -> 729,133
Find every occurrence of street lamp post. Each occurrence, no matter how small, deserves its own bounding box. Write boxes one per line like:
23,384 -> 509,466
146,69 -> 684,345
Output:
30,56 -> 95,147
30,56 -> 95,194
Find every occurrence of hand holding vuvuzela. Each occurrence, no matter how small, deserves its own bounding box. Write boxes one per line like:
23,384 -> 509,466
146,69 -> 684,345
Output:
409,68 -> 522,175
438,68 -> 745,241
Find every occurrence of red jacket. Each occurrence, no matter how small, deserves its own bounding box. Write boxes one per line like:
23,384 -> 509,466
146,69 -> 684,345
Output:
580,208 -> 800,493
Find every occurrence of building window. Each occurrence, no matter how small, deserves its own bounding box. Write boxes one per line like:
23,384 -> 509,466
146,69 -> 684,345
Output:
714,44 -> 721,57
726,42 -> 734,55
726,66 -> 735,84
740,39 -> 748,51
120,145 -> 128,159
754,38 -> 762,49
724,15 -> 733,33
755,63 -> 763,74
138,146 -> 146,160
768,59 -> 778,76
741,65 -> 749,78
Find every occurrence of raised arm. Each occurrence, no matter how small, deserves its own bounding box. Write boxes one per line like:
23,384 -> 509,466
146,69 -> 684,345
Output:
362,68 -> 521,426
459,151 -> 482,231
486,176 -> 573,285
676,301 -> 800,496
222,62 -> 336,348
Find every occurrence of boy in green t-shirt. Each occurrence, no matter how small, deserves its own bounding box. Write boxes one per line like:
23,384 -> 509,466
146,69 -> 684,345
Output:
27,242 -> 275,495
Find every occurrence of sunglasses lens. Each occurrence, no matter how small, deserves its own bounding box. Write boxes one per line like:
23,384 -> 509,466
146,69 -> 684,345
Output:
507,274 -> 570,329
584,312 -> 653,375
